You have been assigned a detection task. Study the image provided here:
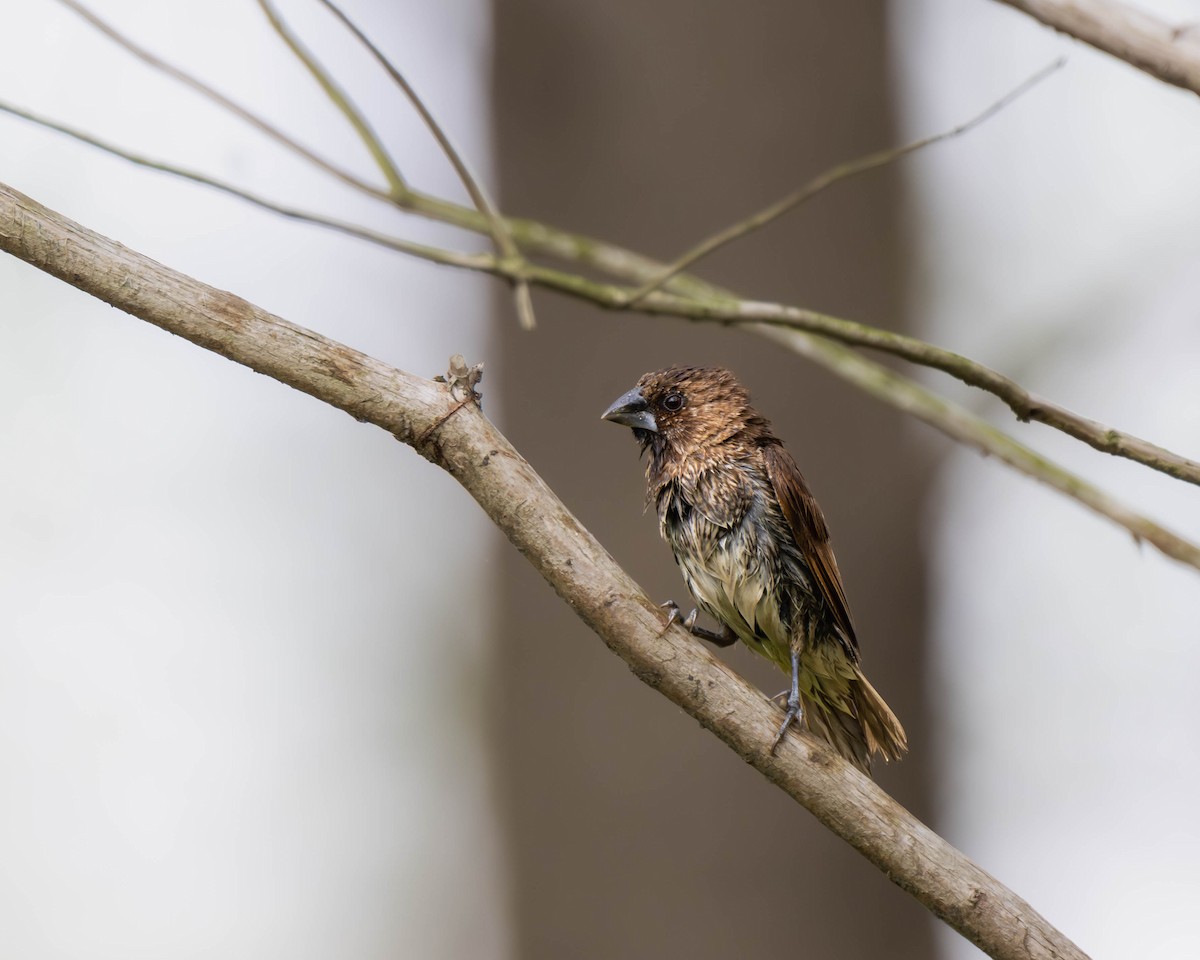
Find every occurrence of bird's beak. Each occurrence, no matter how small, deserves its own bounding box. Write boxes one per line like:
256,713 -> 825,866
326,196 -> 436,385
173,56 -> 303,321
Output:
601,386 -> 658,432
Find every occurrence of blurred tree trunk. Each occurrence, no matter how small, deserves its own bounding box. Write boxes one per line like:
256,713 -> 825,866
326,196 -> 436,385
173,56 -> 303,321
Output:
490,3 -> 937,957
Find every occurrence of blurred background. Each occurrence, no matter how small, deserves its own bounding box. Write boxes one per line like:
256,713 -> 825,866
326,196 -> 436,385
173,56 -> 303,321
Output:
1,2 -> 1197,958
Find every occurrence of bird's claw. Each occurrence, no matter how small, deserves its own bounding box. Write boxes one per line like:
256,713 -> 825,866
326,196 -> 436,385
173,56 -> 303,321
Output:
769,694 -> 803,755
660,600 -> 699,633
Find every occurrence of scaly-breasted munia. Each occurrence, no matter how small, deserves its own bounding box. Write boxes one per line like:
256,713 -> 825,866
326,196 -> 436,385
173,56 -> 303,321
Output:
602,365 -> 906,772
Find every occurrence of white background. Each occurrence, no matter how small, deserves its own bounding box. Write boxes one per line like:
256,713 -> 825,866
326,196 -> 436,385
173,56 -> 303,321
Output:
0,2 -> 509,957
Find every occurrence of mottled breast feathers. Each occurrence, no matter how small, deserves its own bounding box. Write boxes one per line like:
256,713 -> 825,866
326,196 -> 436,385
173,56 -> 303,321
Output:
659,462 -> 755,533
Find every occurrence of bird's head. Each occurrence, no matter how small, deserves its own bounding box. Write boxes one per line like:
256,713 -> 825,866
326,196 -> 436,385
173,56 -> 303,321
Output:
601,365 -> 764,458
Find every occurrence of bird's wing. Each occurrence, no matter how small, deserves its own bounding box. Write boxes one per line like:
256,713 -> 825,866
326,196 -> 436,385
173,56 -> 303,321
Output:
761,443 -> 859,657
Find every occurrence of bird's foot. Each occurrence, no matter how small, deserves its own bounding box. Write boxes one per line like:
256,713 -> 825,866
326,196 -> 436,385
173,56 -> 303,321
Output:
660,600 -> 699,633
660,601 -> 739,647
770,693 -> 803,755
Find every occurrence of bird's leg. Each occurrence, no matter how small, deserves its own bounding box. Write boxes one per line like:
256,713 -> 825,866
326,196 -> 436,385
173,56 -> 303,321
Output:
770,647 -> 804,754
660,601 -> 738,647
691,618 -> 739,647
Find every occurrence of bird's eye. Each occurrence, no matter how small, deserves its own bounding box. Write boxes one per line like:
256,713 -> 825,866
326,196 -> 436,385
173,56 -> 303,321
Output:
662,392 -> 685,412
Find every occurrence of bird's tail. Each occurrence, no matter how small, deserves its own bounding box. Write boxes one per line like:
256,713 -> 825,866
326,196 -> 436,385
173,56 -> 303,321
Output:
803,661 -> 907,774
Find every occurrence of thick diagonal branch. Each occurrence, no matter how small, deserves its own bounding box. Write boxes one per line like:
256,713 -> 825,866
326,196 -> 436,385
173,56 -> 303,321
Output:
0,181 -> 1087,960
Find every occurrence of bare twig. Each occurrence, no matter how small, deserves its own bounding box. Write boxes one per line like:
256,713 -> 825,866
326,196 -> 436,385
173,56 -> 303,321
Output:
621,59 -> 1064,306
314,0 -> 535,329
0,100 -> 487,271
681,296 -> 1200,488
0,179 -> 1092,960
255,0 -> 408,197
53,0 -> 392,202
994,0 -> 1200,97
755,325 -> 1200,571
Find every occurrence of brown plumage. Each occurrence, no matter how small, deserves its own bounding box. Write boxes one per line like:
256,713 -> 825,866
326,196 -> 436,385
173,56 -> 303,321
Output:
602,365 -> 906,772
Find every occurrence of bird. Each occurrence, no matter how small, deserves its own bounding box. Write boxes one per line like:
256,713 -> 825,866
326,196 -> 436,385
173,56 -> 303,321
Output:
601,365 -> 906,772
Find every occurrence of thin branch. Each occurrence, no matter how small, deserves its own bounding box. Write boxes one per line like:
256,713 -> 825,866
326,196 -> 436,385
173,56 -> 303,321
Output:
994,0 -> 1200,96
753,325 -> 1200,571
0,179 -> 1092,960
314,0 -> 536,329
0,100 -> 488,272
694,297 -> 1200,488
53,0 -> 392,202
255,0 -> 408,197
621,59 -> 1065,306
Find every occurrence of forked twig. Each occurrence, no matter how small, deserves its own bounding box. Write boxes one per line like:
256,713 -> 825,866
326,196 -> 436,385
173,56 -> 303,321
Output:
313,0 -> 536,329
256,0 -> 408,197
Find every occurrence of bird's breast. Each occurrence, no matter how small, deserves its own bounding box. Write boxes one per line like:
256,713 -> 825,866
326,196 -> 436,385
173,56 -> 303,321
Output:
657,476 -> 792,666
